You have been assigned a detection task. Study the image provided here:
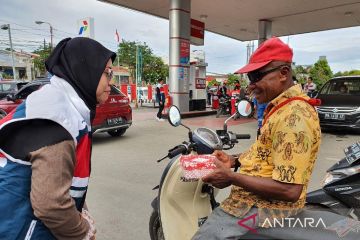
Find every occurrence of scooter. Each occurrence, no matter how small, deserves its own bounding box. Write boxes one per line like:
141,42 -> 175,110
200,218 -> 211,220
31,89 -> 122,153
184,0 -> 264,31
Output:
149,101 -> 360,240
149,101 -> 252,240
306,141 -> 360,219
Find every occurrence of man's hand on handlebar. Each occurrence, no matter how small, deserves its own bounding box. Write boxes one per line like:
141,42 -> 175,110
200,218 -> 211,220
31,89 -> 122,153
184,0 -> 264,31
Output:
213,150 -> 236,168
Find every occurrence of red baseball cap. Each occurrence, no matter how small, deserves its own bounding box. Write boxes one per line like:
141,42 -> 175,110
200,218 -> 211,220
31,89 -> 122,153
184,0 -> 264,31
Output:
235,37 -> 293,74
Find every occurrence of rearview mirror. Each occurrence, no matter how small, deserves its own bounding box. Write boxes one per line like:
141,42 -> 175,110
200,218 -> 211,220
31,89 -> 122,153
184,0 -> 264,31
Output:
168,105 -> 181,127
237,100 -> 252,117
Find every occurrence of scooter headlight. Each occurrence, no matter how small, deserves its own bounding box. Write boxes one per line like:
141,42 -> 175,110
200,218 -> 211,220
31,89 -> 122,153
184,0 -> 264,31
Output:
322,172 -> 334,186
322,165 -> 360,187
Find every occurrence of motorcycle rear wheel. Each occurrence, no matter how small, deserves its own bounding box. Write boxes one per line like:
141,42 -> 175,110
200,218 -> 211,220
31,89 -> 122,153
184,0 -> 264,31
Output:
149,210 -> 164,240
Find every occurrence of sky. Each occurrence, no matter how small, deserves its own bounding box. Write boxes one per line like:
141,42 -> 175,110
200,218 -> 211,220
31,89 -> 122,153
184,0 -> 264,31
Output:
1,0 -> 359,74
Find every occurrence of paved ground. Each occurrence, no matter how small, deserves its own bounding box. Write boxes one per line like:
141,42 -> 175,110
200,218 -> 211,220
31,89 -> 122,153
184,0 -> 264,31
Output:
86,105 -> 359,240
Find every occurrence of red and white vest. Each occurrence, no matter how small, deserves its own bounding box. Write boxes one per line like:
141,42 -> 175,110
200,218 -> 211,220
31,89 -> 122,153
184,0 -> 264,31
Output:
0,76 -> 91,239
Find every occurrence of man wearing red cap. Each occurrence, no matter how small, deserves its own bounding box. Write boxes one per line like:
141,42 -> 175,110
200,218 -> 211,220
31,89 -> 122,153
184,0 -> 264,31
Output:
192,37 -> 321,239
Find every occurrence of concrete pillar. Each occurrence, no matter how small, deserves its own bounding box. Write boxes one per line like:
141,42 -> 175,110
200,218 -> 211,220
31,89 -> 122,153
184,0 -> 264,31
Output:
258,20 -> 272,46
169,0 -> 191,112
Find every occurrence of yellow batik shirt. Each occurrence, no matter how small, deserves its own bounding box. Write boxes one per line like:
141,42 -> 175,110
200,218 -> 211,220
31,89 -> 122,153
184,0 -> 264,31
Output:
221,84 -> 321,227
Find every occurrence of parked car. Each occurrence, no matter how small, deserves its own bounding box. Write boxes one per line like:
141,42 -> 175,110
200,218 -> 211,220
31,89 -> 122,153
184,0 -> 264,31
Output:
0,79 -> 132,137
0,80 -> 29,99
316,76 -> 360,130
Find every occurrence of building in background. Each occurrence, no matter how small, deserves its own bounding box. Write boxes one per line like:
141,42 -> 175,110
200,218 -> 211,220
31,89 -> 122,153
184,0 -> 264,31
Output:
112,65 -> 131,85
0,50 -> 37,80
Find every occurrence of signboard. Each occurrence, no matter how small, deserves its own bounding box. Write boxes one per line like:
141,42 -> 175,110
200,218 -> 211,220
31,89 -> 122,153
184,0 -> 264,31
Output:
195,78 -> 206,89
180,39 -> 190,65
190,19 -> 205,46
178,67 -> 189,81
77,17 -> 95,39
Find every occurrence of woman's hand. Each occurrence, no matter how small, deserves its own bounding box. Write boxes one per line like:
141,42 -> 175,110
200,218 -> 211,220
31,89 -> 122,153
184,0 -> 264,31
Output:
82,209 -> 96,240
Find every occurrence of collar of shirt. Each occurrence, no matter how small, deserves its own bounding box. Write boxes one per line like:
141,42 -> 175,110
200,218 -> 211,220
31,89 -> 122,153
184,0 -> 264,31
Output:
263,84 -> 306,117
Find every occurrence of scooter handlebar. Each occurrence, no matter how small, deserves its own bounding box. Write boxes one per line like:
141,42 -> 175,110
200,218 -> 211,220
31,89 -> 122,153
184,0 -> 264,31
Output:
235,134 -> 251,139
168,145 -> 188,159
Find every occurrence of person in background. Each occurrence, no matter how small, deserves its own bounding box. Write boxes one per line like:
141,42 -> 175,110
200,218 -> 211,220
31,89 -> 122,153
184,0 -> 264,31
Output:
231,82 -> 241,96
338,83 -> 348,94
234,82 -> 241,91
0,37 -> 116,239
206,85 -> 212,105
252,96 -> 268,137
156,79 -> 165,121
218,81 -> 228,98
304,76 -> 317,97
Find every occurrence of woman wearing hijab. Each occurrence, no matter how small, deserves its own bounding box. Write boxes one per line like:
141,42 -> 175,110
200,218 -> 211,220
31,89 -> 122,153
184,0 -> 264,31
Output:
0,37 -> 116,240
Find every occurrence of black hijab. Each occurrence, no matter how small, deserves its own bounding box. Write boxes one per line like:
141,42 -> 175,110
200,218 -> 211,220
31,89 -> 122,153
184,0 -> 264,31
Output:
45,37 -> 116,120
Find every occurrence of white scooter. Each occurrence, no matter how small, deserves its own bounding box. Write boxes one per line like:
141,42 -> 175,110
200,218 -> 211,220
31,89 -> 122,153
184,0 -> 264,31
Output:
149,101 -> 360,240
149,101 -> 251,240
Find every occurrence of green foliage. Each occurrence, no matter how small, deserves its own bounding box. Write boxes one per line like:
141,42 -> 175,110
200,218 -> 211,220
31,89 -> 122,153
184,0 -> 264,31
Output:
226,73 -> 240,86
143,55 -> 169,84
207,79 -> 219,87
334,70 -> 360,77
293,65 -> 310,84
116,40 -> 168,84
309,59 -> 333,89
2,72 -> 13,79
32,43 -> 51,76
239,79 -> 248,88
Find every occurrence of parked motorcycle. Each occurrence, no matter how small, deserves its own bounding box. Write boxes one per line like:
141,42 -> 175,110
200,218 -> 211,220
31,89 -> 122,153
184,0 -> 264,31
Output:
217,94 -> 255,119
216,95 -> 231,118
149,101 -> 360,240
306,141 -> 360,219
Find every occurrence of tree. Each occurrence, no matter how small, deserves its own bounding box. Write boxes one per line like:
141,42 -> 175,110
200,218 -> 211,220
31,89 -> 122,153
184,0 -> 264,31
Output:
334,69 -> 360,77
226,73 -> 240,86
116,40 -> 167,84
32,43 -> 51,76
143,55 -> 169,84
293,65 -> 309,84
208,79 -> 219,87
309,59 -> 333,89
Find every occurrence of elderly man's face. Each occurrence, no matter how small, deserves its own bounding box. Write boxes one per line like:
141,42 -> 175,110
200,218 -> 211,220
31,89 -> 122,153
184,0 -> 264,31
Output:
247,62 -> 290,104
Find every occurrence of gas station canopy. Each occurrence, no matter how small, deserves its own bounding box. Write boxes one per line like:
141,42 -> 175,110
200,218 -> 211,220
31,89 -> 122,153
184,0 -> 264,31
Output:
100,0 -> 360,41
